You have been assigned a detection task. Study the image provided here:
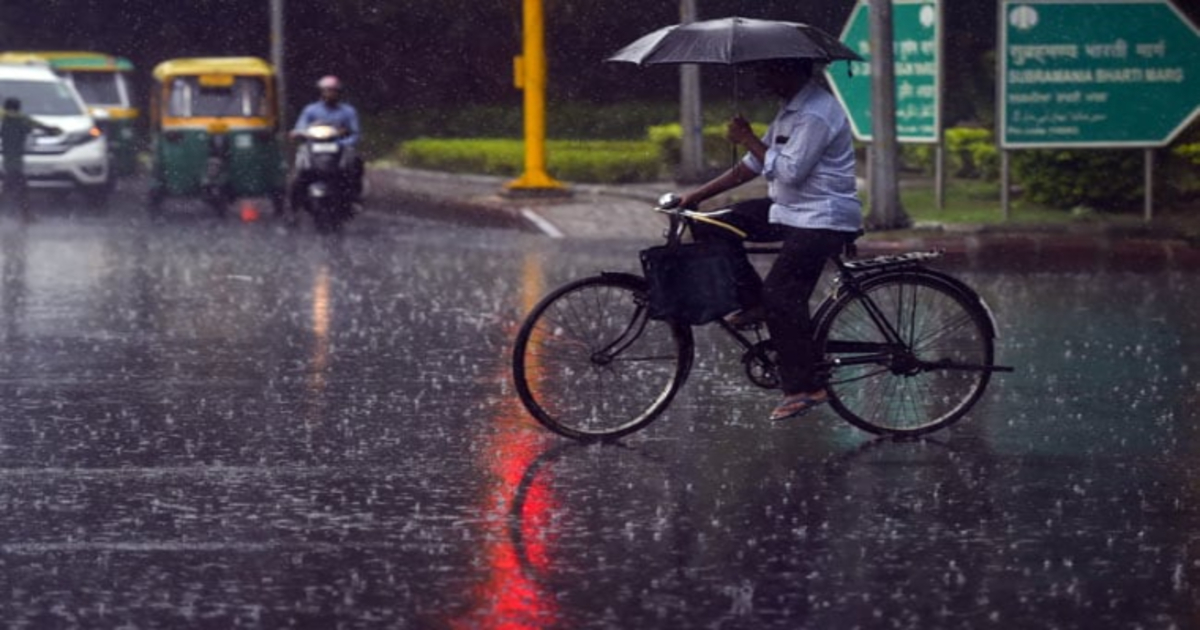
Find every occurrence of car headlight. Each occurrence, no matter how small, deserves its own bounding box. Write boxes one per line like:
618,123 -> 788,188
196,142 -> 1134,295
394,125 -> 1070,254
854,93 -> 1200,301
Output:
66,127 -> 104,146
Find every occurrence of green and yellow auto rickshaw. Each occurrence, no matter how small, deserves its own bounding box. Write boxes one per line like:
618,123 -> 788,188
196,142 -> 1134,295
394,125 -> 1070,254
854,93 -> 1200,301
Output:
148,57 -> 286,216
0,51 -> 141,177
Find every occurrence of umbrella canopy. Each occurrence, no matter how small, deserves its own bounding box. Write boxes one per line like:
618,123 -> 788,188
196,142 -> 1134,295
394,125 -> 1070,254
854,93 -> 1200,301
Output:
607,16 -> 863,66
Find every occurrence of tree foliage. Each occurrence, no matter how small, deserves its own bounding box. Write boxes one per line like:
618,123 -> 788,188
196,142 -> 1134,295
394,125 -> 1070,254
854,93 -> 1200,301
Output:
0,0 -> 861,117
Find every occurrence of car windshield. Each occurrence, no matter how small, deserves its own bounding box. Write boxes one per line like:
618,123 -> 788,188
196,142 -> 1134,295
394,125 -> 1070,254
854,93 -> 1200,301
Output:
167,76 -> 267,117
0,79 -> 84,116
68,71 -> 126,106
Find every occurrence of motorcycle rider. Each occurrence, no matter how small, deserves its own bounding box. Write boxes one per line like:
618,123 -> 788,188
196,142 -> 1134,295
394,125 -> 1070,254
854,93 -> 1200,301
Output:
289,75 -> 363,213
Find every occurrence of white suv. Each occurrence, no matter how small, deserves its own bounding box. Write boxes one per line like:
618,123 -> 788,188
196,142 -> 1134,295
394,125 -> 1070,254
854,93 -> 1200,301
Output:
0,61 -> 110,206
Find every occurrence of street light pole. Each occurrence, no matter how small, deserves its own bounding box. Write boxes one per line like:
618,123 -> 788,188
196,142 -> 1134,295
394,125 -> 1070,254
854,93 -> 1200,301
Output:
866,0 -> 910,229
270,0 -> 286,129
507,0 -> 565,192
678,0 -> 705,183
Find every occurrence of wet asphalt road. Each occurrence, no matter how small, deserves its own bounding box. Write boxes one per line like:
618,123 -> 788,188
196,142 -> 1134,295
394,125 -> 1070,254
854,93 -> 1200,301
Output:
0,190 -> 1198,628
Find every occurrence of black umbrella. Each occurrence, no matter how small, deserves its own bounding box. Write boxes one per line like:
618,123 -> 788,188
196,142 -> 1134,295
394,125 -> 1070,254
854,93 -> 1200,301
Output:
606,16 -> 862,66
607,17 -> 862,166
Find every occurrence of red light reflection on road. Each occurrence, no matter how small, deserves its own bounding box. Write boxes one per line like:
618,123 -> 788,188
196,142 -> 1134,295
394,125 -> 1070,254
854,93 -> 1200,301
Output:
453,254 -> 559,629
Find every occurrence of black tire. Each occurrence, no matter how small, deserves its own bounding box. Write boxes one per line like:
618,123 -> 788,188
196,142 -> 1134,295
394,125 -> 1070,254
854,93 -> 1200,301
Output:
815,271 -> 994,436
207,195 -> 228,219
147,187 -> 165,219
310,197 -> 339,234
512,273 -> 694,441
270,190 -> 286,219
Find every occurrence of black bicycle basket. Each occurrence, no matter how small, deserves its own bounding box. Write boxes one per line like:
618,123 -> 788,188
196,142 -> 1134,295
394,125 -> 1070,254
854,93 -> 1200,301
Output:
639,241 -> 741,325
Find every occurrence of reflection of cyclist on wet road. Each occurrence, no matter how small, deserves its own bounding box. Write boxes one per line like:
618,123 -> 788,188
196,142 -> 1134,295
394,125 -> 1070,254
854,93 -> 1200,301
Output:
678,58 -> 863,421
1,97 -> 61,221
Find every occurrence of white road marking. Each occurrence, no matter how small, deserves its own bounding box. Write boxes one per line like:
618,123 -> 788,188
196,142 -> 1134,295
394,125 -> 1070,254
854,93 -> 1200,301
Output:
520,208 -> 564,238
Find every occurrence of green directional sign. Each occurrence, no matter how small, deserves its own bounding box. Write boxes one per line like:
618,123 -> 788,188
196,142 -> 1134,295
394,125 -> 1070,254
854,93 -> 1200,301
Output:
826,0 -> 941,143
1001,0 -> 1200,147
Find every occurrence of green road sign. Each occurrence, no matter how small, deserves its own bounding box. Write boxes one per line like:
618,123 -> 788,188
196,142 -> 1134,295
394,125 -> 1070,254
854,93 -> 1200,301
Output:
1001,0 -> 1200,148
826,0 -> 941,144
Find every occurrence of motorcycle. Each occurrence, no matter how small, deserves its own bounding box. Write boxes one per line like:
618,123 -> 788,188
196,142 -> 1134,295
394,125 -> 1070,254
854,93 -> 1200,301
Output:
293,124 -> 356,233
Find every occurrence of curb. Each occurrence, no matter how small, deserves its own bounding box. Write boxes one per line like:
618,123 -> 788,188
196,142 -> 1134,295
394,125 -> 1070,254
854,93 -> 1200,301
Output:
365,167 -> 533,232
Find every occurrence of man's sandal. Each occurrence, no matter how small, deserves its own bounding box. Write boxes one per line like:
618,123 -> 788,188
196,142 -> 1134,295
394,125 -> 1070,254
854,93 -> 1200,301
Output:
770,392 -> 828,421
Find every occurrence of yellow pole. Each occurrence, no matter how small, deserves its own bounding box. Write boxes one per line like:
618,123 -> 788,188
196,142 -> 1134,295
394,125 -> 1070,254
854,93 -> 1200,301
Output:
507,0 -> 565,191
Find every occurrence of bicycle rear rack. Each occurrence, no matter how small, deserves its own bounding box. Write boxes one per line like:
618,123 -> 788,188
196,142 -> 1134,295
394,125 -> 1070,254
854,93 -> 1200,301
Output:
841,250 -> 944,272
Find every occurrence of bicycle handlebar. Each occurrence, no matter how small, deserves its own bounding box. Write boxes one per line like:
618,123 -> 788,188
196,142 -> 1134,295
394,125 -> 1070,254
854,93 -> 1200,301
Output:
653,192 -> 747,240
653,193 -> 734,220
653,206 -> 736,220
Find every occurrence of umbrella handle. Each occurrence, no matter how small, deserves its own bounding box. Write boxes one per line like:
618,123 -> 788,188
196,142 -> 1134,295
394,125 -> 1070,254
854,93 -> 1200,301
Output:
730,70 -> 740,167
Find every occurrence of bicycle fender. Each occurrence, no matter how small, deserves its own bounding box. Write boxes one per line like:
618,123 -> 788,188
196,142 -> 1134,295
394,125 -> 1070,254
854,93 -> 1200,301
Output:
814,269 -> 999,340
908,268 -> 1000,339
599,271 -> 648,286
812,291 -> 840,333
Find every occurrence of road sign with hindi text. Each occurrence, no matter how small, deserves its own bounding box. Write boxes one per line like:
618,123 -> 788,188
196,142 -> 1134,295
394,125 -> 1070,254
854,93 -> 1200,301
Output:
826,0 -> 942,143
1000,0 -> 1200,147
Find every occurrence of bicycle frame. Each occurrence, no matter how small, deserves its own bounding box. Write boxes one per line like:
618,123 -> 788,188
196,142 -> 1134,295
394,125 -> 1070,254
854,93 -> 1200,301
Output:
654,195 -> 1013,383
708,248 -> 906,377
657,201 -> 902,376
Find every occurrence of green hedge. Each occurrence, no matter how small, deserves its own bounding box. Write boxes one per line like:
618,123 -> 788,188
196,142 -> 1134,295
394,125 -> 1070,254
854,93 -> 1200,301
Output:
1173,143 -> 1200,166
898,125 -> 1200,210
647,122 -> 770,175
394,117 -> 771,184
365,100 -> 777,144
947,127 -> 999,180
393,120 -> 1197,208
899,127 -> 998,180
1011,149 -> 1144,211
396,138 -> 664,183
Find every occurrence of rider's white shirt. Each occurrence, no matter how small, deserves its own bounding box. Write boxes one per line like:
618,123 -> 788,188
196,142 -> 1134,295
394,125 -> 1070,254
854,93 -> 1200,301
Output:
741,81 -> 863,233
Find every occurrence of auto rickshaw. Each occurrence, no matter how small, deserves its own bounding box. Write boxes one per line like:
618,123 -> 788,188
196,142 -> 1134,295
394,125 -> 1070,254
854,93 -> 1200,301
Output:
0,51 -> 140,177
148,57 -> 286,216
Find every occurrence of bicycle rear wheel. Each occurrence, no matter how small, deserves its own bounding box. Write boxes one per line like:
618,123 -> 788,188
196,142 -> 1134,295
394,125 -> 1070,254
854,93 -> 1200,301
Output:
816,272 -> 994,436
512,273 -> 694,441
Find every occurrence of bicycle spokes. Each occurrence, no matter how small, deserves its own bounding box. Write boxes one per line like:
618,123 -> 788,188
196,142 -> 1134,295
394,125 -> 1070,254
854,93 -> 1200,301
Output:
591,306 -> 654,364
818,273 -> 994,435
513,275 -> 693,441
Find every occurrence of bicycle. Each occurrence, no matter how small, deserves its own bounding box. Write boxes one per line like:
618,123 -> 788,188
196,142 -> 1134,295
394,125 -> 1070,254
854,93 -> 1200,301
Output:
512,194 -> 1013,441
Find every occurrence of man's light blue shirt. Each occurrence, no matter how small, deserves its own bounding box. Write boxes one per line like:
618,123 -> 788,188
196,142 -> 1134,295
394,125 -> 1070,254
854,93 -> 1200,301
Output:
741,81 -> 863,233
294,101 -> 360,147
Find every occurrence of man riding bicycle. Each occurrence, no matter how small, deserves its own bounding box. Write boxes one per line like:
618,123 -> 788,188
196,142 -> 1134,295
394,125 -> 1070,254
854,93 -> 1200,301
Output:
678,58 -> 863,421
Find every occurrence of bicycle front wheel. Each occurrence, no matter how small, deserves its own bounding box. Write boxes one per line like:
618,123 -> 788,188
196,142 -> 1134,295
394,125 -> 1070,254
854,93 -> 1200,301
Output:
512,273 -> 694,441
817,272 -> 994,436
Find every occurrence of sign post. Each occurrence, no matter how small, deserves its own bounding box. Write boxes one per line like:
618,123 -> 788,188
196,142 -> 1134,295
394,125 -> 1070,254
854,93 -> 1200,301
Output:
999,0 -> 1200,218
